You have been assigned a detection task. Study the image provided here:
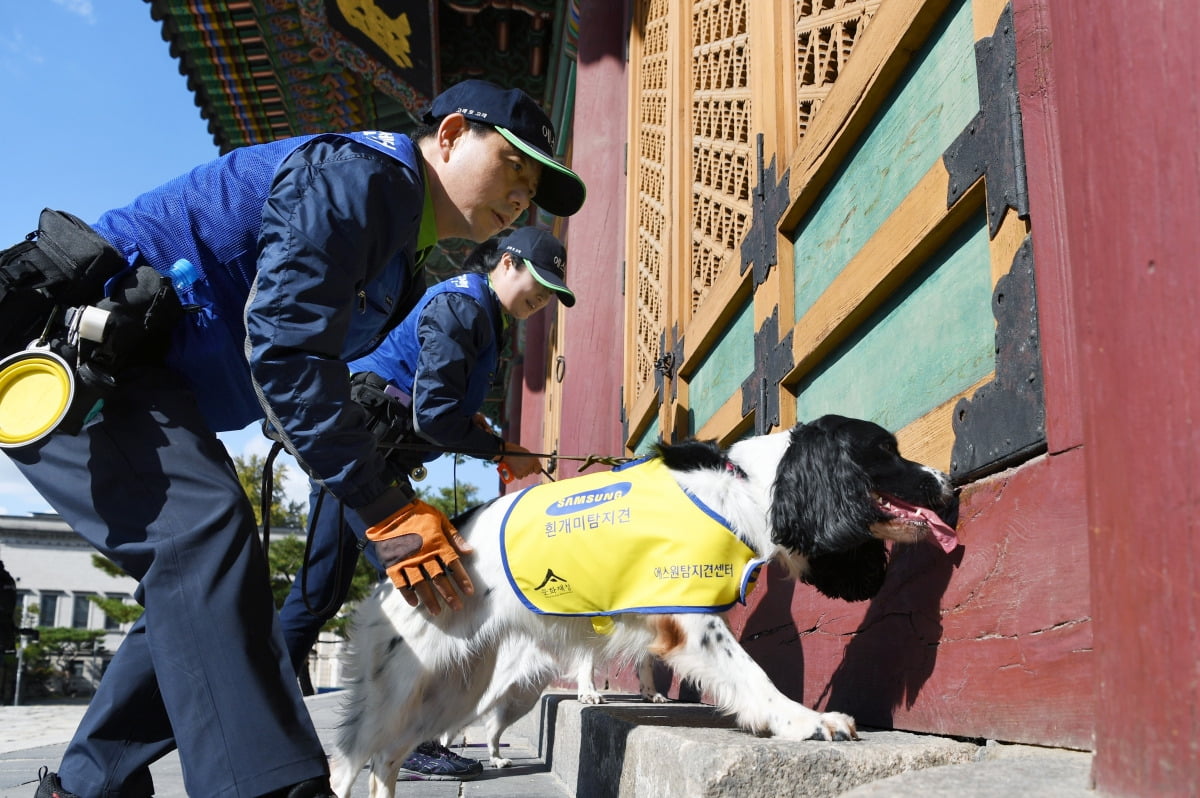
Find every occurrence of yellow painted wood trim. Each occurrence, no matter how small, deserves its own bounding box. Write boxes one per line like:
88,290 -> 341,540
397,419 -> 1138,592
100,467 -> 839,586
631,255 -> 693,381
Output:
972,0 -> 1009,42
622,6 -> 649,414
782,0 -> 955,232
988,206 -> 1031,287
624,384 -> 662,452
694,390 -> 756,447
684,374 -> 991,475
786,159 -> 985,382
677,264 -> 753,377
746,0 -> 789,162
896,373 -> 994,473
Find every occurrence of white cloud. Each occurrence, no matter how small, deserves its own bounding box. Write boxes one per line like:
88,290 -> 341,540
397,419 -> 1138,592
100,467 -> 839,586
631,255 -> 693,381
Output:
0,31 -> 45,74
51,0 -> 96,24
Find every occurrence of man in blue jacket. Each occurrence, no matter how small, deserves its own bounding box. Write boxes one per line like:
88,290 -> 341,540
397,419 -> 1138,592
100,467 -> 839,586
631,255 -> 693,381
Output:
4,79 -> 584,798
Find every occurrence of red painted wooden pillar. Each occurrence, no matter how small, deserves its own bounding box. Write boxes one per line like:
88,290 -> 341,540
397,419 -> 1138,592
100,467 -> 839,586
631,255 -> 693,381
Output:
557,0 -> 630,469
1038,1 -> 1200,792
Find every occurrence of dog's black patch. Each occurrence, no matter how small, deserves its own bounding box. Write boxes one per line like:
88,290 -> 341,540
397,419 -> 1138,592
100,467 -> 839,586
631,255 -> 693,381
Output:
386,635 -> 405,654
802,540 -> 889,601
770,418 -> 889,558
654,437 -> 727,472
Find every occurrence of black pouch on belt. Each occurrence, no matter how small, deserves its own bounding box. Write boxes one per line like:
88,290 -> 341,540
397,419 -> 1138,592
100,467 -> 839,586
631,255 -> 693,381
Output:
349,371 -> 429,476
0,208 -> 127,355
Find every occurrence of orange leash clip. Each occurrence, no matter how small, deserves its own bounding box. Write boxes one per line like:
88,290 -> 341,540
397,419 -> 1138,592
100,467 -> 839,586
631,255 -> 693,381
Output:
497,462 -> 515,483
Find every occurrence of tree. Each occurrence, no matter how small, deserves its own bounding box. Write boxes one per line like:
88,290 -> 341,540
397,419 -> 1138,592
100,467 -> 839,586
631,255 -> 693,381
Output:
89,555 -> 143,627
417,479 -> 481,517
13,601 -> 107,699
235,449 -> 308,529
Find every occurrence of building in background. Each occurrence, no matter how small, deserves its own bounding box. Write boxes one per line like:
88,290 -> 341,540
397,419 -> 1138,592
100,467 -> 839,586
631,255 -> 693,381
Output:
0,515 -> 136,698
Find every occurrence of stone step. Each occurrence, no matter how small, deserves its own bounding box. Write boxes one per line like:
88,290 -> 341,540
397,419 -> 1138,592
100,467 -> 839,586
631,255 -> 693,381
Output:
507,692 -> 1093,798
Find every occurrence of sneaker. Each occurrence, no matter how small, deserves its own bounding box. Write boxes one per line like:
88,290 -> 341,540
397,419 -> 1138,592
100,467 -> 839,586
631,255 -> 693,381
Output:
398,740 -> 483,781
34,769 -> 80,798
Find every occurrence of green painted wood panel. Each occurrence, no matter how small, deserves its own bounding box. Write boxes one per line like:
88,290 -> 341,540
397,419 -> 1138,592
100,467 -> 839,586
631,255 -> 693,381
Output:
687,299 -> 754,433
795,213 -> 994,431
632,415 -> 661,454
793,0 -> 978,319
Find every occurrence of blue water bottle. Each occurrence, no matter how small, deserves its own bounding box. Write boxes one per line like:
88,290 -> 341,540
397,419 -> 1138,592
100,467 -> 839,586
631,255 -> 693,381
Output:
166,258 -> 202,308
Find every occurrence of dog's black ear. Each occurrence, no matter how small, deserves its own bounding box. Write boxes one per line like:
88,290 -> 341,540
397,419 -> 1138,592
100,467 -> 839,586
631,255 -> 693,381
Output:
654,437 -> 726,472
770,420 -> 883,557
801,539 -> 889,601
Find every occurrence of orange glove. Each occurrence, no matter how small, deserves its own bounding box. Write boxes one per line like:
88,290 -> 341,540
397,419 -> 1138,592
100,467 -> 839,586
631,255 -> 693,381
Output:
365,499 -> 475,614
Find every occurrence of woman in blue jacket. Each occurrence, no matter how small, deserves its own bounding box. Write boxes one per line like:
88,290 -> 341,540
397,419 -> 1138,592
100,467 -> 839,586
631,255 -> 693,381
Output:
278,226 -> 571,779
279,225 -> 566,631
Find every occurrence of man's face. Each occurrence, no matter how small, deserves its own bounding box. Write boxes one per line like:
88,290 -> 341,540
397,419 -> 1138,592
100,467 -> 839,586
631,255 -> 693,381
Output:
438,117 -> 543,242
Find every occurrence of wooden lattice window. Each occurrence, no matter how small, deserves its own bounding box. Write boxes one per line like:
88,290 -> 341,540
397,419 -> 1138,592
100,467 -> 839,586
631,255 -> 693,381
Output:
795,0 -> 882,136
690,0 -> 752,313
632,0 -> 672,393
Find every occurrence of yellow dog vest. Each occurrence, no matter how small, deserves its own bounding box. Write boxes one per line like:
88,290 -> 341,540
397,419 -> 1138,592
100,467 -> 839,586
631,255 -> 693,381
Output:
500,457 -> 766,630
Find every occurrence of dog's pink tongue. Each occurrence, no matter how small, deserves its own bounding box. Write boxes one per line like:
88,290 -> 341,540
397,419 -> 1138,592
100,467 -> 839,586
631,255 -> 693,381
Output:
886,495 -> 959,552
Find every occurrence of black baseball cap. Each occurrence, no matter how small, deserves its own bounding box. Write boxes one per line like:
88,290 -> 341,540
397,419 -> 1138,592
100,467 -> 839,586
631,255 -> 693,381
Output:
500,226 -> 575,307
426,80 -> 587,217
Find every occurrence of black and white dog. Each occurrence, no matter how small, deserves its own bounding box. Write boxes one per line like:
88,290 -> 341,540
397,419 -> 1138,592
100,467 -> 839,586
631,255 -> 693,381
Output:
330,415 -> 957,797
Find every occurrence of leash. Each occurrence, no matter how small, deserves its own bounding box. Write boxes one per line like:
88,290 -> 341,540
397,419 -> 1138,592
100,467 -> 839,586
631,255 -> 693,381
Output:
376,439 -> 634,480
260,440 -> 359,619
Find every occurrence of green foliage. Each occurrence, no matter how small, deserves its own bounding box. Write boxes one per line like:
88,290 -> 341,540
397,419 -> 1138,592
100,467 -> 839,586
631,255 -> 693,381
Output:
90,595 -> 142,626
416,481 -> 481,517
18,627 -> 108,698
234,451 -> 308,529
263,533 -> 378,639
90,554 -> 144,626
32,626 -> 107,658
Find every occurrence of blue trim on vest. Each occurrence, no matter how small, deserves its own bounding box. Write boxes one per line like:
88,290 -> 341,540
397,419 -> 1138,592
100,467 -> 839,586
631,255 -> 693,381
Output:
499,484 -> 539,614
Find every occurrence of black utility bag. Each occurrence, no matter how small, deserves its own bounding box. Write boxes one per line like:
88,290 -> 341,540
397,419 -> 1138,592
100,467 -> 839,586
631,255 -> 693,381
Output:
0,208 -> 127,356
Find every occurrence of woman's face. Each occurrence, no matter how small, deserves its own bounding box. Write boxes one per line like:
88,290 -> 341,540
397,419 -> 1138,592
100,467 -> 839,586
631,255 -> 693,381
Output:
492,252 -> 553,320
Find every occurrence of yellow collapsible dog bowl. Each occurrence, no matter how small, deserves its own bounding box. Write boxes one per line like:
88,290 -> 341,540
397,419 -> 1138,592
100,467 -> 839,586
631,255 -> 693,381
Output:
0,349 -> 76,448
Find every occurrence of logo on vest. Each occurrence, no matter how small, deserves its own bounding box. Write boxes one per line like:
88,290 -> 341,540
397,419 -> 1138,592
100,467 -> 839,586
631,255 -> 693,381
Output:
362,131 -> 398,150
533,568 -> 572,600
545,481 -> 632,517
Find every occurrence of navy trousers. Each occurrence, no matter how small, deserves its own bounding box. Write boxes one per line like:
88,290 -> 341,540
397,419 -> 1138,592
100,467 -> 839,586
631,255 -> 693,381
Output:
9,367 -> 327,798
277,485 -> 380,675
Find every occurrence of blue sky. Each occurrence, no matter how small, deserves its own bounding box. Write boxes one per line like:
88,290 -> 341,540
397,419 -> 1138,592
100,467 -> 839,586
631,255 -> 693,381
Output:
0,1 -> 498,516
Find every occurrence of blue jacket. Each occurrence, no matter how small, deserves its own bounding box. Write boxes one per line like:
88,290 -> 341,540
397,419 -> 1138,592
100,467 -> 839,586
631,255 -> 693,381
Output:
91,132 -> 432,510
350,272 -> 506,461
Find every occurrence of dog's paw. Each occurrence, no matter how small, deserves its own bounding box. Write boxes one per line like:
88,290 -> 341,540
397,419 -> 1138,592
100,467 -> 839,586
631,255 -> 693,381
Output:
771,708 -> 859,742
490,756 -> 514,769
640,688 -> 669,703
803,711 -> 859,742
577,689 -> 605,705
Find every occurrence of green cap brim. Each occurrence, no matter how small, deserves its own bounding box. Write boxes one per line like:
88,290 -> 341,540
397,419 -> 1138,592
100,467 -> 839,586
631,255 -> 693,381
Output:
496,127 -> 587,217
